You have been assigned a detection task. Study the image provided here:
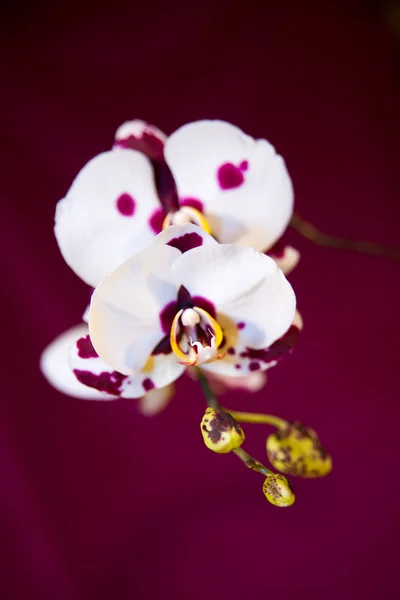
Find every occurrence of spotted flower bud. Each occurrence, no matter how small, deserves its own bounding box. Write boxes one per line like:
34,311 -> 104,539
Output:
262,473 -> 295,507
200,408 -> 245,453
266,421 -> 332,478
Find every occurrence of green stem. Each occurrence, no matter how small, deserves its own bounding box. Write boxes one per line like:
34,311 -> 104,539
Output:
223,409 -> 286,429
291,213 -> 400,261
195,367 -> 220,409
233,447 -> 273,477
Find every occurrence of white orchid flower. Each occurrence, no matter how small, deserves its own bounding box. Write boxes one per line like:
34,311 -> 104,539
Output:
55,118 -> 296,288
41,119 -> 299,402
66,224 -> 297,399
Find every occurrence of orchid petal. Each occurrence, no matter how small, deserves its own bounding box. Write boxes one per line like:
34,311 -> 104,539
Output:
55,150 -> 161,287
164,120 -> 293,250
138,384 -> 175,416
171,243 -> 295,348
204,370 -> 267,394
89,243 -> 180,375
70,334 -> 184,399
201,311 -> 303,378
267,242 -> 300,275
40,324 -> 113,400
113,120 -> 167,160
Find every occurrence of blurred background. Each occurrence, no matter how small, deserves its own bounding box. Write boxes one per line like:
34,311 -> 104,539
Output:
1,0 -> 399,598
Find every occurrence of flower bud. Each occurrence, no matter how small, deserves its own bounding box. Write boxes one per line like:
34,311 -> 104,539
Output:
262,474 -> 295,507
267,421 -> 332,478
200,408 -> 245,453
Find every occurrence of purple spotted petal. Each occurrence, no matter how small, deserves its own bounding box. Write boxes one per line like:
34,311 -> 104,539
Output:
267,241 -> 300,275
40,324 -> 114,400
114,120 -> 179,212
70,333 -> 184,398
55,150 -> 161,287
238,324 -> 301,369
201,313 -> 302,378
165,120 -> 293,251
114,120 -> 166,160
170,243 -> 296,350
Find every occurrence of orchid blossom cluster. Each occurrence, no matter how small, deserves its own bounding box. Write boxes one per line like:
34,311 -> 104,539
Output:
41,119 -> 331,505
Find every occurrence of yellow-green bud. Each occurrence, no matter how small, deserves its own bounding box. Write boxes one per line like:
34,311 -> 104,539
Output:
200,408 -> 245,453
263,474 -> 295,507
267,421 -> 332,478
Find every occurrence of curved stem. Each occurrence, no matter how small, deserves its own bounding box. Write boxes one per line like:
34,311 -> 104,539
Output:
291,213 -> 400,261
223,409 -> 286,429
233,447 -> 273,477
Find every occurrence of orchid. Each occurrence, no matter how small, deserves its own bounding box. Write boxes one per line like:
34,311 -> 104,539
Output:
69,224 -> 297,398
41,118 -> 300,401
40,118 -> 332,506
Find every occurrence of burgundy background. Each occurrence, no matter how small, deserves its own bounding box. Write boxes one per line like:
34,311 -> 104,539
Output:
1,1 -> 399,599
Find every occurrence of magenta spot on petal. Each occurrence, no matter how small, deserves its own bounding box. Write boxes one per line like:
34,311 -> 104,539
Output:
239,160 -> 248,171
167,232 -> 203,253
237,322 -> 245,330
240,325 -> 300,365
192,296 -> 216,319
149,208 -> 166,234
74,370 -> 127,396
235,364 -> 241,369
142,378 -> 155,392
152,336 -> 172,355
180,198 -> 204,213
116,193 -> 135,216
76,335 -> 98,359
227,347 -> 235,356
159,301 -> 178,334
217,162 -> 247,190
249,362 -> 261,371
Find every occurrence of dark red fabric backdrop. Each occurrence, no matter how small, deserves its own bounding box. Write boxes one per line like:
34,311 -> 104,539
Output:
1,1 -> 399,599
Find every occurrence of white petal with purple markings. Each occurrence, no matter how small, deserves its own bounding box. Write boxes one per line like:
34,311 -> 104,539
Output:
70,334 -> 184,399
113,120 -> 167,159
165,120 -> 293,250
171,243 -> 296,348
40,324 -> 114,400
201,311 -> 302,378
88,224 -> 296,385
55,150 -> 161,287
268,243 -> 300,275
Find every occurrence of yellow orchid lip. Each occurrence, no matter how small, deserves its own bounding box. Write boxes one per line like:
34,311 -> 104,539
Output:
170,309 -> 187,362
162,206 -> 212,235
170,306 -> 224,367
